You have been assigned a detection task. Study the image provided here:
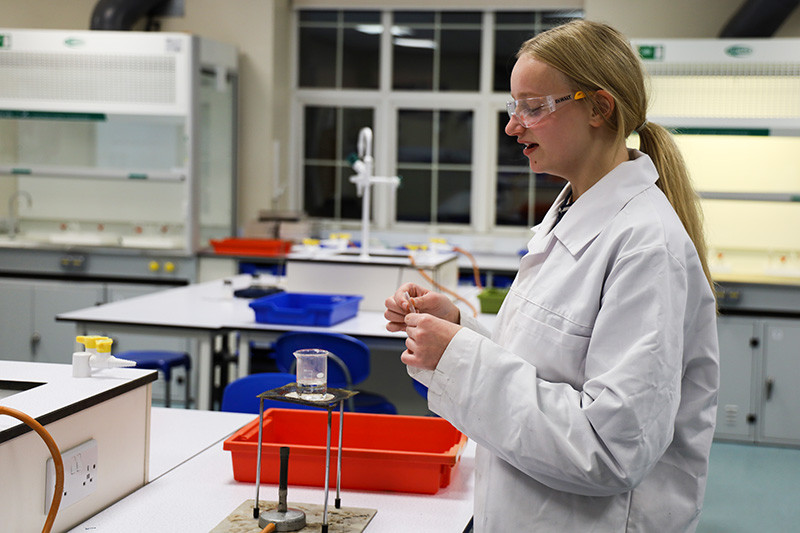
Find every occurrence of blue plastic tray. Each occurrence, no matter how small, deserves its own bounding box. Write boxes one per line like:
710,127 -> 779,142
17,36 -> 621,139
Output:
249,292 -> 363,326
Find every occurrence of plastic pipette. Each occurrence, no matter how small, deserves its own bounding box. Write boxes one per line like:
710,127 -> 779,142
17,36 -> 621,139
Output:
404,291 -> 417,313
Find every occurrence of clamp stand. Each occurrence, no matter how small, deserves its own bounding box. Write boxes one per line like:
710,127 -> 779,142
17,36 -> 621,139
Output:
253,384 -> 358,533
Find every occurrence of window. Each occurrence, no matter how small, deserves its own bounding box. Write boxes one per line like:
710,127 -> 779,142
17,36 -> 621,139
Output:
397,109 -> 473,223
294,8 -> 583,233
303,106 -> 374,219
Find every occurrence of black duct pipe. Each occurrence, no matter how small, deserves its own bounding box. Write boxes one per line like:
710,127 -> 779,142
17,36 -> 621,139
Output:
90,0 -> 170,31
720,0 -> 800,38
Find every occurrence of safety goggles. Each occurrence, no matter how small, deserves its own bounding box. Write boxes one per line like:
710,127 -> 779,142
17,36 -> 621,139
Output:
506,91 -> 587,128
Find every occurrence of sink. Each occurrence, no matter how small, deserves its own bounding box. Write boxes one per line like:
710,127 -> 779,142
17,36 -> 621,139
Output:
119,235 -> 181,249
47,232 -> 118,246
0,234 -> 39,247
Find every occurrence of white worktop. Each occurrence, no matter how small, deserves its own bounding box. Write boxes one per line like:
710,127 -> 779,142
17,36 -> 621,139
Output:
69,415 -> 476,533
0,360 -> 157,443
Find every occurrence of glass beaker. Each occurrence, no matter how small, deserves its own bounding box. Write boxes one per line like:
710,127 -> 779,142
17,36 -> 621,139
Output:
294,348 -> 328,400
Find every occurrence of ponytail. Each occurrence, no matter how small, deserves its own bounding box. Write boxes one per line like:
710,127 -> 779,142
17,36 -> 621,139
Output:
637,123 -> 714,292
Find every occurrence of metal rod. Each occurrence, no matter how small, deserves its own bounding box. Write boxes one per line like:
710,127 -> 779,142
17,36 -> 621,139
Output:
335,400 -> 343,509
323,408 -> 332,528
277,447 -> 290,513
254,397 -> 265,519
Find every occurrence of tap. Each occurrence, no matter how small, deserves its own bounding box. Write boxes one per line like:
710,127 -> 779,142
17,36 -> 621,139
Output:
7,190 -> 32,238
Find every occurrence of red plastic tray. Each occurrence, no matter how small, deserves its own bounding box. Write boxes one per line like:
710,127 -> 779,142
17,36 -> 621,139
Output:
210,238 -> 292,257
223,408 -> 467,494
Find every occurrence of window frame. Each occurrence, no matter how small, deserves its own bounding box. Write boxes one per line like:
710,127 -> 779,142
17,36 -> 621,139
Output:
289,6 -> 581,240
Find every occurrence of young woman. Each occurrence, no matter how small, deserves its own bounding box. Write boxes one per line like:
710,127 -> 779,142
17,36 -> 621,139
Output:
385,20 -> 719,532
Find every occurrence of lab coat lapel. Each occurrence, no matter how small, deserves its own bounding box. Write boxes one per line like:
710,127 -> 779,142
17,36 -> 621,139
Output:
553,151 -> 659,257
517,183 -> 571,274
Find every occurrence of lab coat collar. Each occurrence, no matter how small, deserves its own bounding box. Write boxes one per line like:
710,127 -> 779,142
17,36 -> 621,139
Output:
547,150 -> 659,257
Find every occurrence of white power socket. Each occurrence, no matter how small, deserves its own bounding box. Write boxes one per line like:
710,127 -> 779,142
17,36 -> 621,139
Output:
45,439 -> 98,512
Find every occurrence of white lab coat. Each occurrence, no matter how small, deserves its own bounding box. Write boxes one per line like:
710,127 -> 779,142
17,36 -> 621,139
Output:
412,150 -> 719,532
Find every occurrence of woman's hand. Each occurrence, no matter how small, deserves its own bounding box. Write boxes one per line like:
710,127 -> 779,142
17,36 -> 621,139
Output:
384,283 -> 462,370
384,283 -> 460,332
401,312 -> 462,370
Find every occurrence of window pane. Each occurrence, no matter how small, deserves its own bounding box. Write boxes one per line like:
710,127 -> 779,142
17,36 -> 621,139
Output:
438,170 -> 471,223
541,10 -> 583,26
496,111 -> 564,226
494,29 -> 536,92
394,12 -> 435,24
343,11 -> 380,23
300,10 -> 337,22
439,110 -> 473,164
339,163 -> 363,220
495,11 -> 539,25
392,28 -> 435,90
497,111 -> 525,165
342,28 -> 380,89
396,168 -> 432,222
299,27 -> 337,88
340,108 -> 375,160
440,29 -> 481,91
441,12 -> 481,24
398,110 -> 433,163
496,170 -> 533,226
305,107 -> 339,161
304,107 -> 337,160
304,165 -> 337,217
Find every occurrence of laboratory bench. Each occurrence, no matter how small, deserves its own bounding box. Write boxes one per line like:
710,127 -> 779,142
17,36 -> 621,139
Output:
55,275 -> 415,411
0,360 -> 157,532
68,407 -> 477,533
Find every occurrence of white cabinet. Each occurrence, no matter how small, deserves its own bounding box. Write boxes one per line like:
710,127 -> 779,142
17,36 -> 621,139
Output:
761,321 -> 800,445
715,315 -> 800,446
0,279 -> 35,361
715,316 -> 758,442
0,278 -> 103,363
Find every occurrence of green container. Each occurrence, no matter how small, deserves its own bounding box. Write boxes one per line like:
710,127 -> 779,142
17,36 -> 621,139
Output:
477,287 -> 509,314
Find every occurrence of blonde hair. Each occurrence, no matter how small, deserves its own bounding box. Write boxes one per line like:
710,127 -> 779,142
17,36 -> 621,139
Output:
518,20 -> 714,292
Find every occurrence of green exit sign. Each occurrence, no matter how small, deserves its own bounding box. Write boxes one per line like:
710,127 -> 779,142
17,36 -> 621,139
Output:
637,45 -> 663,61
0,34 -> 9,49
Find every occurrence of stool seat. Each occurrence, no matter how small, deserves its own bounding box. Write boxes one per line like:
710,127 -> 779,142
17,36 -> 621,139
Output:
117,350 -> 191,408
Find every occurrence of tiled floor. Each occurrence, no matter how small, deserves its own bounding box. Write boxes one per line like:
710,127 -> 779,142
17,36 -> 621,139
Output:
698,441 -> 800,532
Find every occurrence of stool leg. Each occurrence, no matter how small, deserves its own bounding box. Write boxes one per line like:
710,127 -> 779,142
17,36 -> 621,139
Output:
185,366 -> 191,409
164,373 -> 171,408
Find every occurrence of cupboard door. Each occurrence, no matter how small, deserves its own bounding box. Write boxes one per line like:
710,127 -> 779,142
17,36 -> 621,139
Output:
0,279 -> 35,361
715,316 -> 759,442
33,281 -> 104,363
761,320 -> 800,445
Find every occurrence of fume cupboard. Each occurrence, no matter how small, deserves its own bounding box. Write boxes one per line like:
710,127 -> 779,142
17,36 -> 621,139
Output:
633,37 -> 800,445
0,28 -> 237,406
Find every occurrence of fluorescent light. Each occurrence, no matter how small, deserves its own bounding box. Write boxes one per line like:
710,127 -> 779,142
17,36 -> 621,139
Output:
355,25 -> 413,37
393,37 -> 436,50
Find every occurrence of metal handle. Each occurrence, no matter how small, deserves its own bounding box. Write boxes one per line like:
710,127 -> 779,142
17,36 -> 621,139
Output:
766,377 -> 775,401
30,332 -> 41,357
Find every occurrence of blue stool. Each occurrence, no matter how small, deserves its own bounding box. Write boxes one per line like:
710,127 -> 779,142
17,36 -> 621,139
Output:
117,350 -> 191,408
221,372 -> 321,413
